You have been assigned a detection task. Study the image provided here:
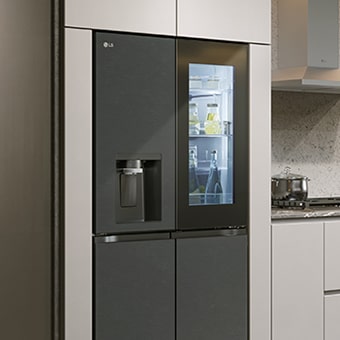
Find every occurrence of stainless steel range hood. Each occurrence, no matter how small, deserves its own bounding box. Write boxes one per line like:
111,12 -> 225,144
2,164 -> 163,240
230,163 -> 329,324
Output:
272,0 -> 340,93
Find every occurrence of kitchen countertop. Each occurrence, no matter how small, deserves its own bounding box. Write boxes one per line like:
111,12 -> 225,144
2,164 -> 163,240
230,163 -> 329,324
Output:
272,207 -> 340,220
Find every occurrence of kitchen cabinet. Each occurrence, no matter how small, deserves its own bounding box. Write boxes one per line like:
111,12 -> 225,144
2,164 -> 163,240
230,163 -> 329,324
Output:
324,221 -> 340,340
248,44 -> 271,340
325,294 -> 340,340
65,0 -> 176,35
1,1 -> 271,340
65,0 -> 270,43
65,28 -> 92,340
325,221 -> 340,291
177,0 -> 270,43
64,22 -> 271,340
272,221 -> 323,340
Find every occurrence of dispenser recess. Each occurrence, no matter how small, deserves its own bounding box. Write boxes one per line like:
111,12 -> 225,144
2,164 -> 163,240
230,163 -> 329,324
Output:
115,156 -> 162,224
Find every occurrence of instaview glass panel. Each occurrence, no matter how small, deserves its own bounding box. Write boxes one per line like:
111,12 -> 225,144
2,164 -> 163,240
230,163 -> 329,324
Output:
188,63 -> 234,206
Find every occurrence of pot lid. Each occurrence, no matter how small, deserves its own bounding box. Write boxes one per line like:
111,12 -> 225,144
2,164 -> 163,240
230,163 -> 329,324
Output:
272,167 -> 308,180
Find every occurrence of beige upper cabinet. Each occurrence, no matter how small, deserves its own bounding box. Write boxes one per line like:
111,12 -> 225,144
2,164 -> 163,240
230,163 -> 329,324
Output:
177,0 -> 270,43
65,0 -> 270,43
65,0 -> 176,36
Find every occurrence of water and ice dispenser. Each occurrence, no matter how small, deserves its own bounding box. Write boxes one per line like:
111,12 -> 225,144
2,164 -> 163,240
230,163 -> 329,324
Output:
116,160 -> 145,222
115,156 -> 161,224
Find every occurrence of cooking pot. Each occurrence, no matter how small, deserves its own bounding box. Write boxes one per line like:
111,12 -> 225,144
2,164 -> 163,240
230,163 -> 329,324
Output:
271,167 -> 309,201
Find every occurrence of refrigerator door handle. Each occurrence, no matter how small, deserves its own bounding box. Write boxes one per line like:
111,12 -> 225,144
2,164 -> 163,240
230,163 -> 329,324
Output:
94,232 -> 171,244
171,228 -> 247,239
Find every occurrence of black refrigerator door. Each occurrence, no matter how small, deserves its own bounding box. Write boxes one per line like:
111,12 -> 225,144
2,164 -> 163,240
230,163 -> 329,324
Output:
94,238 -> 175,340
177,39 -> 249,230
176,233 -> 248,340
94,32 -> 176,234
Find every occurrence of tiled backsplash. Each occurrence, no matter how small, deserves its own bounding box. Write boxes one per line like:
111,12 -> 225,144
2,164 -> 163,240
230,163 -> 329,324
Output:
272,91 -> 340,197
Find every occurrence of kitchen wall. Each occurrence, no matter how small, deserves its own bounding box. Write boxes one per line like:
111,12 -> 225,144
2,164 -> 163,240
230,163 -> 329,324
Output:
271,0 -> 340,197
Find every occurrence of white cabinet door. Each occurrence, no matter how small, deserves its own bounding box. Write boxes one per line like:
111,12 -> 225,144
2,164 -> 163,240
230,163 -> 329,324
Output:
272,221 -> 323,340
325,221 -> 340,291
177,0 -> 270,43
325,294 -> 340,340
65,0 -> 176,36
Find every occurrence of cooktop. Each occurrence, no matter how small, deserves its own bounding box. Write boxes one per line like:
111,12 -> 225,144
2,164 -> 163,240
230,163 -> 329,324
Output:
272,197 -> 340,209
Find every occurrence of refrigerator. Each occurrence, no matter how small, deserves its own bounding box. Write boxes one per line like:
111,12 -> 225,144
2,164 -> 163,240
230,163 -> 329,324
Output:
94,31 -> 249,340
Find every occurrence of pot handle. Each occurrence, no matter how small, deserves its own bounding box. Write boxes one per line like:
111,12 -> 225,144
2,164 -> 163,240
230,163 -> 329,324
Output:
271,178 -> 280,187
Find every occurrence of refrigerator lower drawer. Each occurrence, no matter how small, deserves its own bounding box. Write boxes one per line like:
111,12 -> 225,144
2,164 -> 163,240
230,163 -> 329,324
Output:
176,234 -> 248,340
94,232 -> 248,340
94,238 -> 175,340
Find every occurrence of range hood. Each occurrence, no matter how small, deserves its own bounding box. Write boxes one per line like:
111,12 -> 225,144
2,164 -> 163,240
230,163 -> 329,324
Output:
272,0 -> 340,93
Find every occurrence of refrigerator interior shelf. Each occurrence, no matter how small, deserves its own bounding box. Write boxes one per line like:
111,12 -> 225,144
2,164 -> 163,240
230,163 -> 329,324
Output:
189,90 -> 223,101
189,134 -> 232,138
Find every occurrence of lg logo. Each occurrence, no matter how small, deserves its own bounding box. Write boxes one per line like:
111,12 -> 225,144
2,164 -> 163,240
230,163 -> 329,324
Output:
103,41 -> 114,48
